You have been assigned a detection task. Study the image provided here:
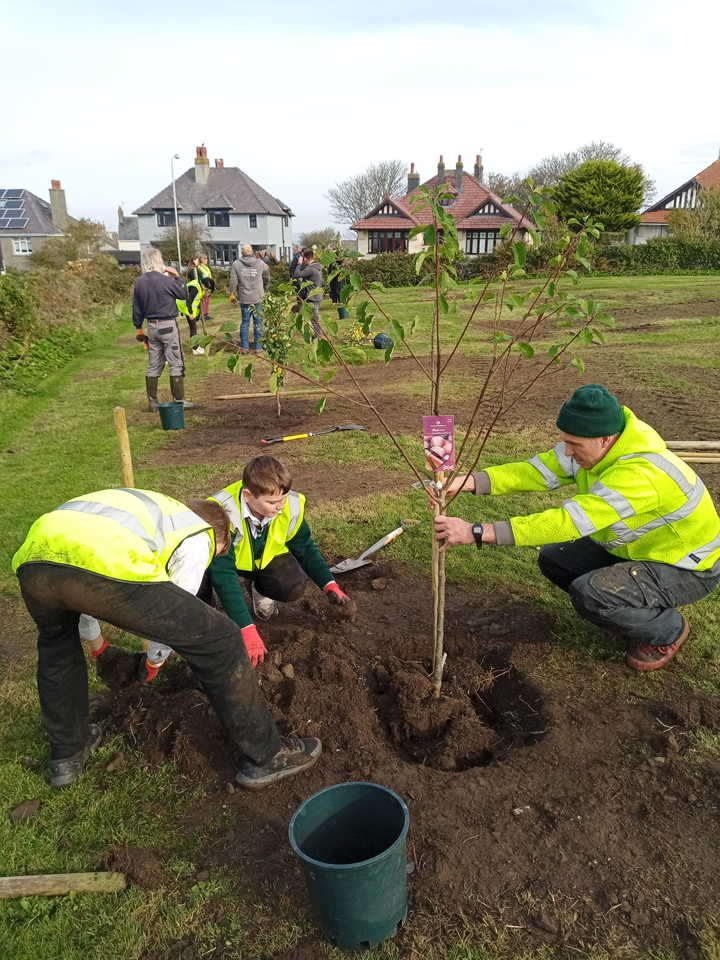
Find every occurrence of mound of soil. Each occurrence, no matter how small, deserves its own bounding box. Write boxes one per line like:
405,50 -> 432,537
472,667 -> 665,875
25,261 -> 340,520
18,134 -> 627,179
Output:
103,846 -> 166,890
99,562 -> 720,957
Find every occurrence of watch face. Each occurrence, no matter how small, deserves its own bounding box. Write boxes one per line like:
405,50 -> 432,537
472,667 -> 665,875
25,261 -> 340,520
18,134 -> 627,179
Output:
472,524 -> 483,538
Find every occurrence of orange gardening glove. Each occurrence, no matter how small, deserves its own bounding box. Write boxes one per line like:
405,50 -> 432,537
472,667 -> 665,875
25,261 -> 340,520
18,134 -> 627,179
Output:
229,293 -> 237,307
241,624 -> 267,667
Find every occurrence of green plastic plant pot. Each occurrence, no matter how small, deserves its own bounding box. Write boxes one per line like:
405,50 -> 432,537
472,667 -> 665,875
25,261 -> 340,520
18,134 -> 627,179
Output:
157,401 -> 185,431
337,306 -> 350,320
288,782 -> 409,952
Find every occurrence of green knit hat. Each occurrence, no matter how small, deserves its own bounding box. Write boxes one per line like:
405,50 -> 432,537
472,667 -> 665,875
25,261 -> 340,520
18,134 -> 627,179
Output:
556,384 -> 625,438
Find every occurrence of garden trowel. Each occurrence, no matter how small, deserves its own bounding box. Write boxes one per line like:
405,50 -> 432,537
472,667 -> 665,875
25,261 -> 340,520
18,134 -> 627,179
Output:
330,519 -> 420,574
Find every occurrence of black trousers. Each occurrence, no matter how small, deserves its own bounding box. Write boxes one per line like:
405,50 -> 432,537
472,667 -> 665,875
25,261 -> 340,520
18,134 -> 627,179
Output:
199,553 -> 308,607
17,563 -> 281,763
538,538 -> 720,646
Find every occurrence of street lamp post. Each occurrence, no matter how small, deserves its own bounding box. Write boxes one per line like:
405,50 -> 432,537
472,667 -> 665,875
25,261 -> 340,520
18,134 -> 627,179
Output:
171,154 -> 182,270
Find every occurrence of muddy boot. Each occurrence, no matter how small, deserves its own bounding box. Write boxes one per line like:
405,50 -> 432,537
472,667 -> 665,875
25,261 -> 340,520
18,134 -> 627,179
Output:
170,375 -> 199,410
146,376 -> 159,412
50,724 -> 103,789
235,736 -> 322,790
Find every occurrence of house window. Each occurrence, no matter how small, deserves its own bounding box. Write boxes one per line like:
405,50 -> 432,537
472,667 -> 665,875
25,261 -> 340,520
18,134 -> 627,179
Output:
283,216 -> 289,227
249,214 -> 257,228
466,230 -> 500,255
13,238 -> 32,254
368,230 -> 409,254
156,209 -> 175,227
212,244 -> 238,266
207,209 -> 230,227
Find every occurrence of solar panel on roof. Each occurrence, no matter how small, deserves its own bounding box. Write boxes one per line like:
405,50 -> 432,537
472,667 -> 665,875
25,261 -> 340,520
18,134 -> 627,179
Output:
7,218 -> 28,229
4,190 -> 24,199
4,199 -> 22,209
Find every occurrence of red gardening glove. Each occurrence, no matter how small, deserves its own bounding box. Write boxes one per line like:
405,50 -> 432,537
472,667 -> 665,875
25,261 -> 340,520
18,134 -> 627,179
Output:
241,624 -> 267,667
136,331 -> 148,344
325,582 -> 349,605
135,653 -> 160,685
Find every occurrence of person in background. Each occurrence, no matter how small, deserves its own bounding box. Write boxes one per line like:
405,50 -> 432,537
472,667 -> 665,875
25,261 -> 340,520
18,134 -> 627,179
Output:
132,248 -> 199,411
186,255 -> 201,283
177,274 -> 213,356
328,246 -> 349,321
293,247 -> 324,337
289,248 -> 301,279
198,254 -> 215,323
255,246 -> 276,289
229,244 -> 269,354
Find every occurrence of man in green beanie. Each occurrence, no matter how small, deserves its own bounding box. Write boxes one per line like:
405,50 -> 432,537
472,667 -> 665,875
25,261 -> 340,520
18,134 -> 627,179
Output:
436,384 -> 720,671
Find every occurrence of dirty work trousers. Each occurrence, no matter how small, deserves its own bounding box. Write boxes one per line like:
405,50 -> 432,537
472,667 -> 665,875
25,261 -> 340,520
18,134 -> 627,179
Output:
146,317 -> 185,377
199,553 -> 307,607
538,537 -> 720,647
16,563 -> 281,763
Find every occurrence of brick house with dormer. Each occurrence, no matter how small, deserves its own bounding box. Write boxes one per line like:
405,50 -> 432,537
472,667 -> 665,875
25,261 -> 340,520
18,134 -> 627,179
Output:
629,156 -> 720,245
351,155 -> 534,258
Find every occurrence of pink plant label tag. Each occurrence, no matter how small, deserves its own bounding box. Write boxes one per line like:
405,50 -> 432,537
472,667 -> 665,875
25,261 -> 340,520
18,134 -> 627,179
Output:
423,415 -> 455,471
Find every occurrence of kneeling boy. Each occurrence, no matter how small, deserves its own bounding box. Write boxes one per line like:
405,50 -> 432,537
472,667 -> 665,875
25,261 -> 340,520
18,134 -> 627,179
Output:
202,455 -> 352,666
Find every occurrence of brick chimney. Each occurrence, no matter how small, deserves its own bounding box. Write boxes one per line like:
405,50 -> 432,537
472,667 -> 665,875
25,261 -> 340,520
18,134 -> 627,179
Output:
49,180 -> 69,230
407,162 -> 420,194
195,146 -> 210,184
455,155 -> 464,194
215,158 -> 224,168
437,155 -> 445,186
474,153 -> 484,183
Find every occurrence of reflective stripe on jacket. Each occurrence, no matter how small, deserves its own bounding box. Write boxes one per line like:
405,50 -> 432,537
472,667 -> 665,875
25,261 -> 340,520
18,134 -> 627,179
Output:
177,278 -> 203,318
484,407 -> 720,571
198,264 -> 212,279
208,481 -> 304,571
12,488 -> 215,582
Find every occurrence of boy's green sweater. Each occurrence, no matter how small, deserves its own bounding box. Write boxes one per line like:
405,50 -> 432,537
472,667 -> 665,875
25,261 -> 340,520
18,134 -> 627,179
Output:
208,517 -> 333,629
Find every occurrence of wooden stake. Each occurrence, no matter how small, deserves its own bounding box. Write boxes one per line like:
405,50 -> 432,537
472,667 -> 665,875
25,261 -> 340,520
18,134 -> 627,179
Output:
0,872 -> 126,899
677,456 -> 720,463
113,407 -> 134,488
214,389 -> 327,401
432,473 -> 446,698
667,441 -> 720,450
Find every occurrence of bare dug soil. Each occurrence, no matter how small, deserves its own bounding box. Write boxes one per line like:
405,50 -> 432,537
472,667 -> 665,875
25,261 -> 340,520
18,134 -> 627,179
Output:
91,560 -> 720,960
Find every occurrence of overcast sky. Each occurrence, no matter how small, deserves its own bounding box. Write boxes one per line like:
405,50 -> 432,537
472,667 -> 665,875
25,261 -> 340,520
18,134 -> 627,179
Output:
2,0 -> 718,239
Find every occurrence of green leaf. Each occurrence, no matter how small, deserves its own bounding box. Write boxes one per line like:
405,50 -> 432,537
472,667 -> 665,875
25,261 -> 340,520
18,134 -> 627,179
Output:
510,293 -> 526,309
384,342 -> 395,364
439,294 -> 449,314
356,300 -> 369,323
570,356 -> 585,376
190,335 -> 201,346
548,344 -> 562,358
223,333 -> 234,342
513,241 -> 527,267
307,287 -> 324,300
219,322 -> 237,333
369,280 -> 387,292
595,314 -> 618,328
340,283 -> 352,304
323,368 -> 337,383
555,320 -> 574,327
268,372 -> 278,394
549,256 -> 561,267
409,315 -> 420,337
301,301 -> 314,322
482,290 -> 495,302
349,272 -> 363,292
227,354 -> 239,372
579,328 -> 593,345
317,396 -> 327,414
541,199 -> 556,214
529,192 -> 543,206
565,269 -> 579,281
499,223 -> 513,238
533,212 -> 547,231
548,281 -> 556,297
409,225 -> 425,238
339,347 -> 367,365
325,318 -> 338,338
492,331 -> 512,343
575,256 -> 592,270
518,342 -> 534,359
244,362 -> 253,380
423,224 -> 437,246
528,228 -> 541,247
502,194 -> 521,204
200,336 -> 214,348
592,328 -> 605,344
389,319 -> 405,342
317,339 -> 334,364
414,251 -> 427,275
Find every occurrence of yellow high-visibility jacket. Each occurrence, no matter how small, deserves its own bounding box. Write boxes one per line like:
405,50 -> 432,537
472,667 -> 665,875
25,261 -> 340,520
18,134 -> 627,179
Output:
208,481 -> 304,571
176,278 -> 203,319
482,407 -> 720,571
12,489 -> 214,583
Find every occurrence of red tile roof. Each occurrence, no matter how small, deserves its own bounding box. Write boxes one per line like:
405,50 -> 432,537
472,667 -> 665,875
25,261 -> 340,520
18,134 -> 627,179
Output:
646,158 -> 720,214
351,171 -> 534,232
640,211 -> 668,223
694,158 -> 720,189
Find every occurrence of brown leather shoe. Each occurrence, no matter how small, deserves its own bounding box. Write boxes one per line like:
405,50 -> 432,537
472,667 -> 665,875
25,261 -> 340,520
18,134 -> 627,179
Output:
624,619 -> 689,672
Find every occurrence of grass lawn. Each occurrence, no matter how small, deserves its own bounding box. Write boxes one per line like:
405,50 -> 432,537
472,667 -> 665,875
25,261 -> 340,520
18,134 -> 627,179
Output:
1,275 -> 720,959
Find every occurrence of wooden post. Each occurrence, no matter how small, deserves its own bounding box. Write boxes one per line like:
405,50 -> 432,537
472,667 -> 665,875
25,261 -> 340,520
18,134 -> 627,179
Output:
0,872 -> 126,899
431,473 -> 446,697
113,407 -> 134,487
214,389 -> 327,401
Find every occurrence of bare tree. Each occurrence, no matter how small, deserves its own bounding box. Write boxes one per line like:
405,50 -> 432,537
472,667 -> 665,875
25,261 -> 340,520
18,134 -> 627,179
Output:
487,141 -> 656,209
298,227 -> 339,250
326,160 -> 408,224
154,221 -> 211,266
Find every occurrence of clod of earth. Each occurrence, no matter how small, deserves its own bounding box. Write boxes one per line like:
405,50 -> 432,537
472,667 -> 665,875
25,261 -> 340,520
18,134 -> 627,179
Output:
328,598 -> 357,622
10,799 -> 41,825
102,847 -> 166,891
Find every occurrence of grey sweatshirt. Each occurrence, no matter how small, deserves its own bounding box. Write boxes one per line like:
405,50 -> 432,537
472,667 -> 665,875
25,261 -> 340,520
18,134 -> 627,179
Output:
293,259 -> 323,303
229,256 -> 269,303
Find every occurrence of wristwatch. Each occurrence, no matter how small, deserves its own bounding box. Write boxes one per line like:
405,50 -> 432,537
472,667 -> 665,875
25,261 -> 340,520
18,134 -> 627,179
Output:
472,523 -> 484,549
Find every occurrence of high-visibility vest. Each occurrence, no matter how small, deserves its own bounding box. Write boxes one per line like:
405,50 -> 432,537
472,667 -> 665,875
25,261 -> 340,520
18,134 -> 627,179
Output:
177,278 -> 203,318
485,407 -> 720,571
198,263 -> 212,279
12,489 -> 215,583
208,481 -> 304,571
